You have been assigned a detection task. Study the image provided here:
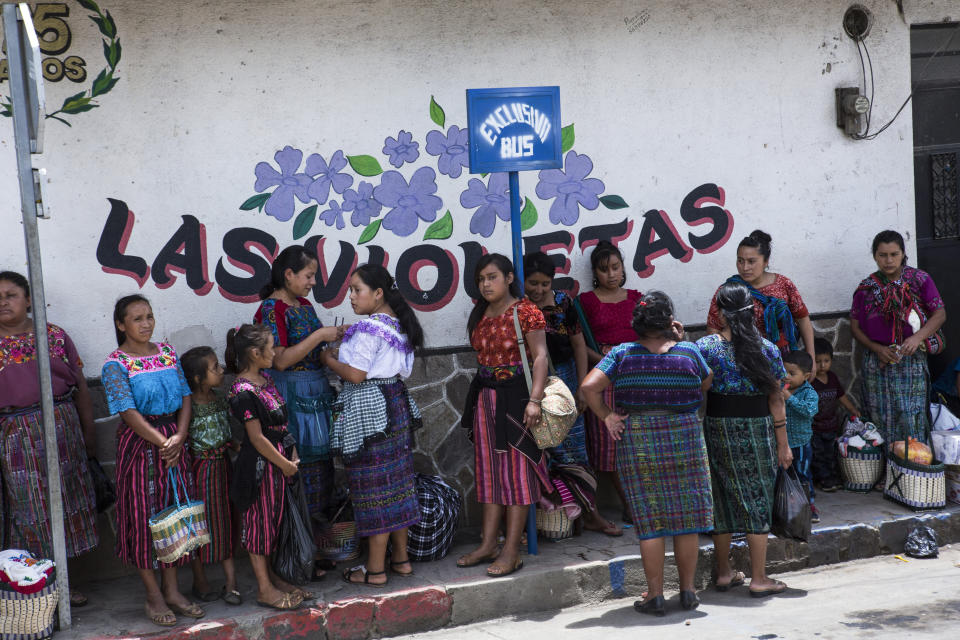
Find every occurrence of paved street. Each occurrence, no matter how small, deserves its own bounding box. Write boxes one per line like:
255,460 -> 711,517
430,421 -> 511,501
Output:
410,547 -> 960,640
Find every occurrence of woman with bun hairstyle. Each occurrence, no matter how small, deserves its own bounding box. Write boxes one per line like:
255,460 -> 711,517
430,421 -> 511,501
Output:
697,281 -> 792,598
320,264 -> 424,587
577,240 -> 640,521
254,245 -> 344,569
458,254 -> 552,578
101,295 -> 204,626
581,291 -> 713,615
851,230 -> 946,445
707,230 -> 816,378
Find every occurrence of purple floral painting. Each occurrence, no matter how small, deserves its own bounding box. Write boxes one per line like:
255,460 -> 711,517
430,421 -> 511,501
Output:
425,125 -> 469,178
254,146 -> 313,221
535,151 -> 605,225
374,167 -> 443,237
382,130 -> 420,168
342,181 -> 382,227
460,173 -> 511,238
306,150 -> 353,205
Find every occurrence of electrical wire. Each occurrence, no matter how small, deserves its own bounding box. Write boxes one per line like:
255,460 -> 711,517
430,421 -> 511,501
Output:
851,22 -> 960,141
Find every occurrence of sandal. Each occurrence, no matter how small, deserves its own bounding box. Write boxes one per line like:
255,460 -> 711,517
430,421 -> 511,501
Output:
191,586 -> 221,602
70,589 -> 89,607
221,588 -> 242,606
167,601 -> 205,619
390,559 -> 415,577
257,592 -> 303,610
292,588 -> 316,601
486,559 -> 523,578
145,604 -> 177,627
749,579 -> 787,598
457,551 -> 499,568
341,565 -> 387,588
715,570 -> 746,592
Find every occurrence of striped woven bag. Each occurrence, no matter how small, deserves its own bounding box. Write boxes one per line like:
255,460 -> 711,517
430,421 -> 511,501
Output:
148,467 -> 211,563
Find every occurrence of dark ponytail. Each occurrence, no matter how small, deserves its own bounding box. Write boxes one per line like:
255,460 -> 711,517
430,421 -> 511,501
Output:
353,264 -> 425,349
224,323 -> 272,374
181,346 -> 216,392
113,294 -> 150,347
467,253 -> 521,338
259,245 -> 319,300
631,290 -> 675,339
716,281 -> 778,394
738,229 -> 773,262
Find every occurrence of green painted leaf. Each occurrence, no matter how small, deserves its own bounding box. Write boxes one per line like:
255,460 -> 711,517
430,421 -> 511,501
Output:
430,95 -> 445,128
347,154 -> 383,177
61,96 -> 96,114
423,210 -> 453,240
60,90 -> 87,110
103,11 -> 118,39
91,69 -> 113,96
481,173 -> 488,178
76,0 -> 100,12
358,219 -> 381,245
104,39 -> 122,69
599,195 -> 629,210
520,197 -> 538,231
240,193 -> 270,211
293,205 -> 318,240
561,124 -> 575,154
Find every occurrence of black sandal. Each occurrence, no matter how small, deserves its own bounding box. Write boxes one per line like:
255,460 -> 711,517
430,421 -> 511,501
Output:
390,559 -> 415,577
341,565 -> 387,588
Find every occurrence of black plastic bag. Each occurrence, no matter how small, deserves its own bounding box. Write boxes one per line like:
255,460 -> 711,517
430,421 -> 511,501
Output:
904,525 -> 939,558
272,475 -> 317,585
88,457 -> 116,513
771,466 -> 811,541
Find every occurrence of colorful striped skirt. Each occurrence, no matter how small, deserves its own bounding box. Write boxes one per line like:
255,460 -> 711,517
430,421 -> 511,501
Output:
269,368 -> 335,524
344,381 -> 420,536
473,387 -> 552,506
192,447 -> 233,563
241,435 -> 286,555
115,415 -> 197,569
703,414 -> 777,535
547,360 -> 598,514
0,399 -> 98,558
584,383 -> 618,472
860,351 -> 929,444
616,412 -> 713,540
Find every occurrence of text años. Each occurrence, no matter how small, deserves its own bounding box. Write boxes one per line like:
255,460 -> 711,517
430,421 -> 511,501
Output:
0,3 -> 87,84
95,183 -> 734,309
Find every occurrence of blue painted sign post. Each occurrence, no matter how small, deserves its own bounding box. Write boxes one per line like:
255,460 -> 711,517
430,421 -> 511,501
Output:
466,86 -> 562,555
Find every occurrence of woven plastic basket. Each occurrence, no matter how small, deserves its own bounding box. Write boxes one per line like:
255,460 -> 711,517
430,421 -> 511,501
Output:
884,449 -> 946,511
315,501 -> 360,561
535,507 -> 573,540
0,570 -> 58,640
840,446 -> 884,493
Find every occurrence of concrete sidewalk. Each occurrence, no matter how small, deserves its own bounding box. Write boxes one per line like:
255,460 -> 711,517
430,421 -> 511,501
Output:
62,491 -> 960,640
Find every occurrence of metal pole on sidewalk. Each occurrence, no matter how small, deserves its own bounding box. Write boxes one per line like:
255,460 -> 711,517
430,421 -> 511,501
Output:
3,2 -> 71,628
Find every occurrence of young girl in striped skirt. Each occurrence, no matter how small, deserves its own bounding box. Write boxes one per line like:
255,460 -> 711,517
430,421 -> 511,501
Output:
321,265 -> 424,587
226,324 -> 312,610
181,346 -> 240,606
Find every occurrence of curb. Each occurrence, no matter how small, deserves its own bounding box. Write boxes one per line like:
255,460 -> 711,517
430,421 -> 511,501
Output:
87,508 -> 960,640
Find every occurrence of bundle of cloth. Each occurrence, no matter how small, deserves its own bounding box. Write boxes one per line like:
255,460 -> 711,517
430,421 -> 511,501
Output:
838,416 -> 885,457
0,549 -> 55,594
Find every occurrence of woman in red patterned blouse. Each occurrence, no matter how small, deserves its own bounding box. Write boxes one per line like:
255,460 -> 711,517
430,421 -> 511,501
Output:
458,254 -> 551,578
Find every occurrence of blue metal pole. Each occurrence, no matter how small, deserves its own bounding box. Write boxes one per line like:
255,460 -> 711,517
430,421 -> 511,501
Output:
507,170 -> 538,556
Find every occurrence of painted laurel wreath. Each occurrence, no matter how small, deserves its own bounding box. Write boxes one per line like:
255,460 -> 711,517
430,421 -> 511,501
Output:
1,0 -> 121,125
239,96 -> 631,243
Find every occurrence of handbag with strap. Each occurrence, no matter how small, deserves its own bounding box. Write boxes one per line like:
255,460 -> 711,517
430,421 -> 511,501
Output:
512,305 -> 577,449
148,467 -> 211,563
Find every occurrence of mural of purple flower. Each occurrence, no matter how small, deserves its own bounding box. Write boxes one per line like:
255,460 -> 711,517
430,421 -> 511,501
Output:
306,150 -> 354,205
319,200 -> 345,230
535,151 -> 605,225
342,181 -> 382,227
373,167 -> 442,237
460,173 -> 511,238
254,146 -> 312,221
425,125 -> 469,178
382,130 -> 420,168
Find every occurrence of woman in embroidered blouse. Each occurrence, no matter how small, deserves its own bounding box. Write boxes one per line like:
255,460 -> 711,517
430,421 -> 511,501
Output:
254,245 -> 344,571
851,230 -> 946,445
100,295 -> 204,626
0,271 -> 98,607
696,281 -> 792,599
523,252 -> 621,537
458,254 -> 551,578
581,291 -> 713,615
707,230 -> 816,378
320,265 -> 423,587
577,241 -> 640,521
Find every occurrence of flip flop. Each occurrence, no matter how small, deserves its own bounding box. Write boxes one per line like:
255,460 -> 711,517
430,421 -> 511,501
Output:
145,604 -> 176,627
715,570 -> 746,592
457,551 -> 499,568
342,565 -> 387,588
292,588 -> 316,601
486,559 -> 523,578
221,588 -> 242,606
191,586 -> 221,602
167,601 -> 205,619
390,559 -> 415,577
257,592 -> 302,610
749,579 -> 787,598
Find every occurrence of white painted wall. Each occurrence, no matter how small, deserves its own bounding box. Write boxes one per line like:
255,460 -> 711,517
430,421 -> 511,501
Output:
1,0 -> 956,367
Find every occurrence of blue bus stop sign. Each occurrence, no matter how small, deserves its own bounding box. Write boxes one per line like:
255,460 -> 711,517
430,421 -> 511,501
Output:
466,86 -> 562,174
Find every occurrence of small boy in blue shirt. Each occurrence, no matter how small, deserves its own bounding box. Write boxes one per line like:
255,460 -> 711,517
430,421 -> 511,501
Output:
782,351 -> 820,523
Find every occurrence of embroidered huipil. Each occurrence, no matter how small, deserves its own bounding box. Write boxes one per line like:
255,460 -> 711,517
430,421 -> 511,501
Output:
189,393 -> 232,453
254,297 -> 325,371
0,325 -> 81,409
595,341 -> 711,414
101,343 -> 191,415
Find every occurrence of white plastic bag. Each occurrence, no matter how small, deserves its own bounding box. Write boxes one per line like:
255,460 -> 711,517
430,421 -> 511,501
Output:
931,430 -> 960,465
930,403 -> 960,431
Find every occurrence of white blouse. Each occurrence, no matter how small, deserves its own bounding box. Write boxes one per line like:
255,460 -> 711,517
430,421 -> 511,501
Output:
338,313 -> 414,379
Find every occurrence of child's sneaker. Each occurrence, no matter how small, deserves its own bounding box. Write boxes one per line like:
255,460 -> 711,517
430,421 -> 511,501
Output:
810,505 -> 821,524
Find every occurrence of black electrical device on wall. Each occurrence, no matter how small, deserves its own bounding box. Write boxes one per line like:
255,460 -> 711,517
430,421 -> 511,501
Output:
836,5 -> 873,138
